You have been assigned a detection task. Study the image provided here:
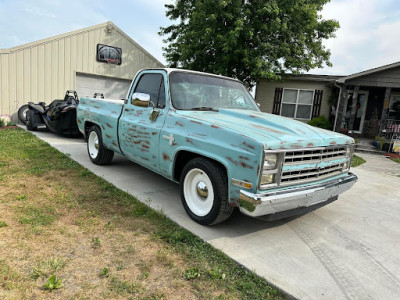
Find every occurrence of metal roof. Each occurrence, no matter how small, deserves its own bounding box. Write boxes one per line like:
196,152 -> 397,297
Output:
0,21 -> 163,67
337,61 -> 400,84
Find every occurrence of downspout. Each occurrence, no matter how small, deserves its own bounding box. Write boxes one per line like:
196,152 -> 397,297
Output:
333,81 -> 342,132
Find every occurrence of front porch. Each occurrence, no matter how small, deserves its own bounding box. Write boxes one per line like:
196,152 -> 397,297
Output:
333,63 -> 400,146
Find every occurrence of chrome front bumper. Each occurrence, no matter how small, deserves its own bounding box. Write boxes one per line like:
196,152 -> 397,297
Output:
239,173 -> 358,218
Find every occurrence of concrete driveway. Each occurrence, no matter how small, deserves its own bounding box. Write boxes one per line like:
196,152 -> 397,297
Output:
27,128 -> 400,299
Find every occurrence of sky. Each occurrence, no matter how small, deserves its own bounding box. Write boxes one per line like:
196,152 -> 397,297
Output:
1,0 -> 400,76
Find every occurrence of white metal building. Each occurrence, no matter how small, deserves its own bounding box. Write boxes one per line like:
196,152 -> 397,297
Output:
0,21 -> 163,117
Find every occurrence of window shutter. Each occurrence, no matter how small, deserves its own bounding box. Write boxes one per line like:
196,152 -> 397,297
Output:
312,90 -> 323,118
272,87 -> 283,115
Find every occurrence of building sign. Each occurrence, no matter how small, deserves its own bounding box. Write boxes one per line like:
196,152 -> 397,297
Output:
97,44 -> 122,65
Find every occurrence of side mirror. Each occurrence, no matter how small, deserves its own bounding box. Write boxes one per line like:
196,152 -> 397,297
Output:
132,93 -> 151,107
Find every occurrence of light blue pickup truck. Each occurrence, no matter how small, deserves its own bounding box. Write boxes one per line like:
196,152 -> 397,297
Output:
77,68 -> 357,225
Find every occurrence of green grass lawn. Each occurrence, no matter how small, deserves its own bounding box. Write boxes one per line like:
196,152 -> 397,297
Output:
351,155 -> 366,168
0,128 -> 281,299
391,158 -> 400,164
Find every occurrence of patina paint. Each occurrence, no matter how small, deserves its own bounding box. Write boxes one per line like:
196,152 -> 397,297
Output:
77,68 -> 355,209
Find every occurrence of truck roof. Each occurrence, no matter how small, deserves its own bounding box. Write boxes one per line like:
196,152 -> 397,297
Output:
139,68 -> 242,83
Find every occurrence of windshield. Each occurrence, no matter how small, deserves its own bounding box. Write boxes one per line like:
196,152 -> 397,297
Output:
169,72 -> 259,111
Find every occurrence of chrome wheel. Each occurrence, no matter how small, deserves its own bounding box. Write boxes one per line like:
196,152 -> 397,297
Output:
183,168 -> 214,217
88,130 -> 99,159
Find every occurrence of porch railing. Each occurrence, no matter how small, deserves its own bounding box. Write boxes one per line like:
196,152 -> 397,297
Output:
380,119 -> 400,141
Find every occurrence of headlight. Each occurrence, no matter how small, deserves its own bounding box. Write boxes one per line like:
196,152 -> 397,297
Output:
261,174 -> 275,185
264,153 -> 278,169
259,152 -> 282,188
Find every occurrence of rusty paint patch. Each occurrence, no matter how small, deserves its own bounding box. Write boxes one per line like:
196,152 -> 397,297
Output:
106,123 -> 112,128
239,156 -> 249,161
307,143 -> 314,147
211,124 -> 220,128
142,145 -> 150,149
186,138 -> 194,144
112,141 -> 118,147
77,119 -> 82,124
137,131 -> 149,135
175,121 -> 184,127
290,143 -> 302,148
93,106 -> 100,109
251,123 -> 285,135
330,141 -> 337,145
240,162 -> 254,169
297,129 -> 306,135
101,125 -> 105,130
162,153 -> 170,161
257,165 -> 260,175
242,141 -> 255,150
106,134 -> 112,139
151,132 -> 157,135
227,157 -> 238,166
190,120 -> 202,125
111,111 -> 117,114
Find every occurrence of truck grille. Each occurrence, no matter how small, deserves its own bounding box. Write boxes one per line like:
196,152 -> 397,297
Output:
280,146 -> 347,186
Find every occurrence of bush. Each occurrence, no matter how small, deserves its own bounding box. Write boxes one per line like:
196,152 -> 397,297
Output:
0,115 -> 12,127
307,116 -> 332,130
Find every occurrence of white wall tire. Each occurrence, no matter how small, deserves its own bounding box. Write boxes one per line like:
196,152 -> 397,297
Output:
86,125 -> 114,165
180,158 -> 234,225
88,130 -> 99,159
183,168 -> 214,217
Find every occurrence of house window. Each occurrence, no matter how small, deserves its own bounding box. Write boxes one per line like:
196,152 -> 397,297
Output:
280,89 -> 314,120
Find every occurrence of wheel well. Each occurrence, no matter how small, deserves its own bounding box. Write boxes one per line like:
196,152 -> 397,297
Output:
84,121 -> 97,137
173,151 -> 227,181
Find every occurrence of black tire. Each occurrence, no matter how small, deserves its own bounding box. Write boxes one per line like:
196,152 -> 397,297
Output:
18,104 -> 29,125
87,125 -> 114,165
26,109 -> 37,131
180,157 -> 234,225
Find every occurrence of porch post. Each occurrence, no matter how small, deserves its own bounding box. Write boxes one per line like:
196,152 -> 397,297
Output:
348,85 -> 360,131
379,87 -> 392,133
334,85 -> 348,132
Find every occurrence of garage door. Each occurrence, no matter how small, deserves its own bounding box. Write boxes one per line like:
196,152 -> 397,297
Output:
76,73 -> 132,100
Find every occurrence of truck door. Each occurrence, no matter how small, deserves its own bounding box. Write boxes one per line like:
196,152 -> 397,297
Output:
119,71 -> 168,171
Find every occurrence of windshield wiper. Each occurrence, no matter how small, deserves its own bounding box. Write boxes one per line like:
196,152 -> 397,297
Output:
191,106 -> 219,112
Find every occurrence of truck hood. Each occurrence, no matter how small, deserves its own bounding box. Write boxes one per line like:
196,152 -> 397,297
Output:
178,109 -> 353,149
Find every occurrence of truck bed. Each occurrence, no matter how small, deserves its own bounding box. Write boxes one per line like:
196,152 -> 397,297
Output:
76,97 -> 124,153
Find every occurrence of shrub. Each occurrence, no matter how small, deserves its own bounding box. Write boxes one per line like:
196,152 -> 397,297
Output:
0,115 -> 11,126
375,136 -> 385,151
307,116 -> 332,130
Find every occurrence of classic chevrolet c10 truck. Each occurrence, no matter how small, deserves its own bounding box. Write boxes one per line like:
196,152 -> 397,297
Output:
76,68 -> 357,225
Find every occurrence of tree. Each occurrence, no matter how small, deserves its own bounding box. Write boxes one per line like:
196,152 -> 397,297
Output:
159,0 -> 339,89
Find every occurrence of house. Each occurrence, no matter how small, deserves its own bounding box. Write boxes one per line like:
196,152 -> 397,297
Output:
255,74 -> 342,122
0,21 -> 164,118
255,62 -> 400,141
